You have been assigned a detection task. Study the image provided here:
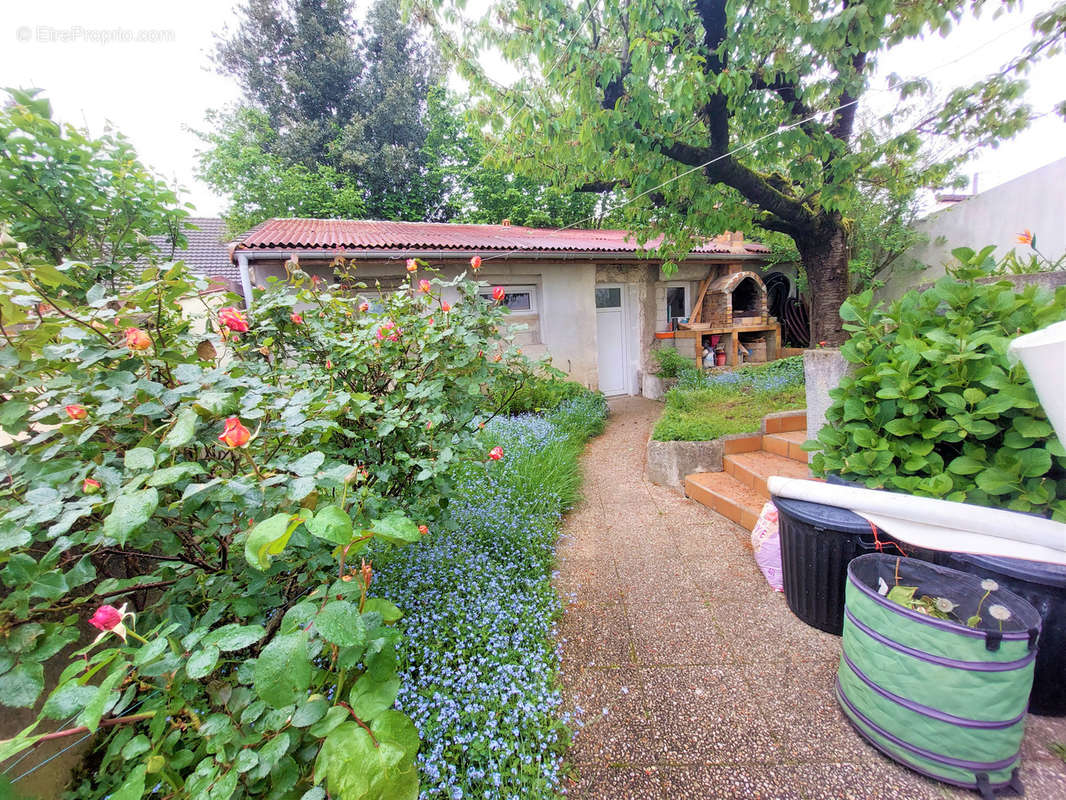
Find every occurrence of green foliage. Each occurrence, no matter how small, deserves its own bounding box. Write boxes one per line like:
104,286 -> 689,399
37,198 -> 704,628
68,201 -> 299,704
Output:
651,346 -> 696,379
0,88 -> 189,286
205,0 -> 445,225
423,88 -> 598,226
195,107 -> 366,235
652,359 -> 805,441
423,0 -> 1058,341
0,235 -> 533,797
989,232 -> 1066,275
808,263 -> 1066,520
489,365 -> 591,415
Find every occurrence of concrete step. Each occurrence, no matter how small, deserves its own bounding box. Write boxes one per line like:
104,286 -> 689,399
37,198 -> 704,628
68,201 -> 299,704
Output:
762,429 -> 811,464
762,409 -> 807,434
724,450 -> 811,498
685,471 -> 768,532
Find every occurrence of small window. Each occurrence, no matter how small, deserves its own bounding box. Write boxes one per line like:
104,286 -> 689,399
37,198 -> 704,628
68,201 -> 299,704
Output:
665,284 -> 688,325
595,287 -> 621,309
479,284 -> 536,313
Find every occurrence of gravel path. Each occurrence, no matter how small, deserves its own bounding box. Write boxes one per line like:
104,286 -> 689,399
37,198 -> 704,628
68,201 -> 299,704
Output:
555,396 -> 1066,799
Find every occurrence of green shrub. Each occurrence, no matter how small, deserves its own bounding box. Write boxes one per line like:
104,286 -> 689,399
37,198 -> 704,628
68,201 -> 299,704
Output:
652,346 -> 698,378
808,262 -> 1066,520
0,241 -> 536,798
490,369 -> 591,415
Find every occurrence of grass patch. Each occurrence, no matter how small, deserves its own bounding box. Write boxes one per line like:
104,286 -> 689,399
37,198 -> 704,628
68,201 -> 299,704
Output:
652,357 -> 805,441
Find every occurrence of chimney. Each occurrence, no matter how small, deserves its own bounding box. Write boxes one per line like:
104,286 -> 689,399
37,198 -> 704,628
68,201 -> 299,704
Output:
501,219 -> 511,226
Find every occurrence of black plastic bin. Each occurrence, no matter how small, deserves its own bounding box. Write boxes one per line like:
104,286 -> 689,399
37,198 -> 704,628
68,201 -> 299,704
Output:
773,495 -> 940,635
941,551 -> 1066,717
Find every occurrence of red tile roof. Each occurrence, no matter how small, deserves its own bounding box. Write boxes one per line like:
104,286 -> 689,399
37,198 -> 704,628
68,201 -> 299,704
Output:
233,218 -> 769,256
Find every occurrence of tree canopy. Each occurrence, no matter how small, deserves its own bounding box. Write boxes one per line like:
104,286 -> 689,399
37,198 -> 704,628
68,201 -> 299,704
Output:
204,0 -> 445,224
415,0 -> 1066,342
0,88 -> 189,288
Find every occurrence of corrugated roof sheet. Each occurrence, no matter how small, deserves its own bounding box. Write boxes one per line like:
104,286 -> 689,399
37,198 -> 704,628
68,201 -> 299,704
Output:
234,218 -> 769,255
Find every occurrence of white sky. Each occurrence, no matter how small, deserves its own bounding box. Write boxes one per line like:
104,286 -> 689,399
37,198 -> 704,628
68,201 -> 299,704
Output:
1,0 -> 1063,216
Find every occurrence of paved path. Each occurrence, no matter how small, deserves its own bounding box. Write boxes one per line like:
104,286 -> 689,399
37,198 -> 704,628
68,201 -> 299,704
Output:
555,396 -> 1066,799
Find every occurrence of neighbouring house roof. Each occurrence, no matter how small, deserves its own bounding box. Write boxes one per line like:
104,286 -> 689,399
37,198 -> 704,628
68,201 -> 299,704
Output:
151,217 -> 240,284
232,218 -> 770,257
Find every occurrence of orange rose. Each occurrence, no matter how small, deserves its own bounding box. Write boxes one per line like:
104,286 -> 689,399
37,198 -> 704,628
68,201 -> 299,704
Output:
406,258 -> 418,273
419,279 -> 432,293
124,327 -> 152,351
218,417 -> 251,448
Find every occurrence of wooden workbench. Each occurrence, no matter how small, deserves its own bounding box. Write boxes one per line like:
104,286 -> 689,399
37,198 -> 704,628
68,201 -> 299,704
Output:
674,322 -> 781,368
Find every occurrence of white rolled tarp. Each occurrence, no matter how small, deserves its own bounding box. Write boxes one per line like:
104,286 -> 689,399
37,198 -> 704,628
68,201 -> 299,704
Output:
767,476 -> 1066,566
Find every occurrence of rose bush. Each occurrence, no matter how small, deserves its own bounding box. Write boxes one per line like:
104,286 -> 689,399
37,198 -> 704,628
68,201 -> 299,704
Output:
0,237 -> 534,799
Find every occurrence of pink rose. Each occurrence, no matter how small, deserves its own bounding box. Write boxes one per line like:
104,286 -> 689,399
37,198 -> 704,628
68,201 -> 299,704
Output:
219,307 -> 249,333
65,404 -> 87,420
488,446 -> 503,461
89,604 -> 122,632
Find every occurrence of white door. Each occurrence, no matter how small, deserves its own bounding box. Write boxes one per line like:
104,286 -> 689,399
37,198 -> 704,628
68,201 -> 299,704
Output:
595,285 -> 627,395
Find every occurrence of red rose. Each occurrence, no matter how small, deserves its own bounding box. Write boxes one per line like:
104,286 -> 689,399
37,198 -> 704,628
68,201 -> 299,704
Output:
470,255 -> 482,271
290,312 -> 304,324
124,327 -> 152,351
82,477 -> 101,494
418,524 -> 429,535
488,446 -> 503,461
65,404 -> 87,421
219,307 -> 249,333
492,286 -> 505,303
218,417 -> 251,448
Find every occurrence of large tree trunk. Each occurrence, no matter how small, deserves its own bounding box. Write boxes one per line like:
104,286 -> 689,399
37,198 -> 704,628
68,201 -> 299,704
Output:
795,217 -> 850,346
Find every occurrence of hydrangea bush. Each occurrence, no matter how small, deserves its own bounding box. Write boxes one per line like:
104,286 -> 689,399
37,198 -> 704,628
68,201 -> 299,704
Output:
0,237 -> 535,799
372,398 -> 606,800
808,260 -> 1066,519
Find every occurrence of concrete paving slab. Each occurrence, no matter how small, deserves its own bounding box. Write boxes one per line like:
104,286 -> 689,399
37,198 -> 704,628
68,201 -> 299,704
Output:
642,665 -> 785,765
554,396 -> 1066,799
563,666 -> 658,766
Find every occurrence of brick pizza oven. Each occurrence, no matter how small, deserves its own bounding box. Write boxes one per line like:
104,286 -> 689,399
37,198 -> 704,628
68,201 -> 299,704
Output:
699,267 -> 771,328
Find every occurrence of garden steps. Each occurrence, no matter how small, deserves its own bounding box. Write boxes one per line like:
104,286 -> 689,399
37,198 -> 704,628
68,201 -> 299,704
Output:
762,430 -> 810,464
685,413 -> 814,532
684,471 -> 767,531
724,450 -> 811,497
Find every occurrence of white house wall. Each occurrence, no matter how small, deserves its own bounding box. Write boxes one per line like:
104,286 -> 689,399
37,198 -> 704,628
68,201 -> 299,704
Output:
248,253 -> 769,395
879,157 -> 1066,301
